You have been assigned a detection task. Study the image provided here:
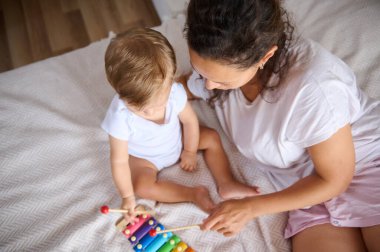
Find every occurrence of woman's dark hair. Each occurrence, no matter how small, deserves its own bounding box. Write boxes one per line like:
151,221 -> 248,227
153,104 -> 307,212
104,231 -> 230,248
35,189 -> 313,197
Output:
184,0 -> 294,104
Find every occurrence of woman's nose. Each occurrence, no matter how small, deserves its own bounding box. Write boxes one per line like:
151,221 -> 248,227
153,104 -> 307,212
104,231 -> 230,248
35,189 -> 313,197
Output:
205,79 -> 219,90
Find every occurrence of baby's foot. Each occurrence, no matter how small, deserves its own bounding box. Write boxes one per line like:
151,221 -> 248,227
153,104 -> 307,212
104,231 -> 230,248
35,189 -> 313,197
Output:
192,186 -> 215,213
218,180 -> 260,200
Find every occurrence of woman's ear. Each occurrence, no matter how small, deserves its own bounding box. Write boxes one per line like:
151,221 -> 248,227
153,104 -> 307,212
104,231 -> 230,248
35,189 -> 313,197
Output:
260,45 -> 278,66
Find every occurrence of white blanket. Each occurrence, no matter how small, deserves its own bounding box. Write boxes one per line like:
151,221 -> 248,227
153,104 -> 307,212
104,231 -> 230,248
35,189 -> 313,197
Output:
1,0 -> 379,251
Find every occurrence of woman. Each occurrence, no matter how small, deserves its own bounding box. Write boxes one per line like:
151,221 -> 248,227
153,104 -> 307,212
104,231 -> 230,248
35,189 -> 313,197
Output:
182,0 -> 380,251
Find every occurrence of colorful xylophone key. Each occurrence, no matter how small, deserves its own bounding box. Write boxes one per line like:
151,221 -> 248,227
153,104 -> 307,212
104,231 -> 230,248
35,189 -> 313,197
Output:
134,223 -> 164,251
144,231 -> 173,252
157,235 -> 181,252
123,214 -> 150,238
173,241 -> 188,252
129,217 -> 157,246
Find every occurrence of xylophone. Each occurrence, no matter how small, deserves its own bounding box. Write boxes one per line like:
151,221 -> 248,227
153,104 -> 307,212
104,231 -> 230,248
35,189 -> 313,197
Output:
101,205 -> 197,252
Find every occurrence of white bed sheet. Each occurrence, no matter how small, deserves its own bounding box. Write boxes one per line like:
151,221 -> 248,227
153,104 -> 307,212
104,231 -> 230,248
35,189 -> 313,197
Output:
1,0 -> 379,251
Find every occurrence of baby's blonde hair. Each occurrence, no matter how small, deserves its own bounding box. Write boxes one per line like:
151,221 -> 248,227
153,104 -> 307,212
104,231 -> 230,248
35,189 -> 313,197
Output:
105,28 -> 176,109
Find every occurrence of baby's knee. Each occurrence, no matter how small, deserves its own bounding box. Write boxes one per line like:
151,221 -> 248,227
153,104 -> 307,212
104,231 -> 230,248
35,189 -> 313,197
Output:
133,177 -> 156,199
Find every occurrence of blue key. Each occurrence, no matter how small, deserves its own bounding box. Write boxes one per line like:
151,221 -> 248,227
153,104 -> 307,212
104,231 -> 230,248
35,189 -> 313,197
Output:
144,230 -> 173,252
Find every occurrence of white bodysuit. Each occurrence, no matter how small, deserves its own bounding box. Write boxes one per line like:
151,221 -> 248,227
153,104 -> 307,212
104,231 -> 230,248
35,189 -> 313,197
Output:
188,38 -> 380,191
101,83 -> 187,170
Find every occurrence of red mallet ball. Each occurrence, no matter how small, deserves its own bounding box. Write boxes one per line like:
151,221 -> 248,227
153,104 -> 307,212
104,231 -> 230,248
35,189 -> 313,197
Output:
100,205 -> 109,214
149,229 -> 157,237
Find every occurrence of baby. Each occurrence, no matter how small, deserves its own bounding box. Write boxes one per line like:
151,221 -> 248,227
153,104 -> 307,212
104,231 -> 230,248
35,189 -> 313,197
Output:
102,28 -> 258,221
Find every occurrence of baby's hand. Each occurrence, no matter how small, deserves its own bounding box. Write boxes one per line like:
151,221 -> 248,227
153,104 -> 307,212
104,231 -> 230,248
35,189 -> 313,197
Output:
121,195 -> 138,224
180,150 -> 197,172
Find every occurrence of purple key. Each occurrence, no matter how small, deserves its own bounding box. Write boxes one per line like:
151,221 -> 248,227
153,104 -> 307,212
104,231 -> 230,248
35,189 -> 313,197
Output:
129,217 -> 157,246
134,223 -> 164,251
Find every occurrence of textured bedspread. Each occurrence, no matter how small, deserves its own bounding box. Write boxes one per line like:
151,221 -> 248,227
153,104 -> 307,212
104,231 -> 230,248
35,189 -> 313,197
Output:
0,16 -> 288,252
1,0 -> 379,251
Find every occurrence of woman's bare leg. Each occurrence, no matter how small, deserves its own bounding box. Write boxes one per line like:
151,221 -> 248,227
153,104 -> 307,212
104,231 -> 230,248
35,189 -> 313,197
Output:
129,156 -> 214,212
362,224 -> 380,252
292,223 -> 367,252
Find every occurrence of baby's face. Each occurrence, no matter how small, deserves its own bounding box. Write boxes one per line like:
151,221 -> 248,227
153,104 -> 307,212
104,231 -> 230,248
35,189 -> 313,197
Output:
126,86 -> 171,120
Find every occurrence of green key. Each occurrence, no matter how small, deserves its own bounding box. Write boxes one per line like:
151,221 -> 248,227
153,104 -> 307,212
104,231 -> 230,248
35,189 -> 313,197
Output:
157,235 -> 181,252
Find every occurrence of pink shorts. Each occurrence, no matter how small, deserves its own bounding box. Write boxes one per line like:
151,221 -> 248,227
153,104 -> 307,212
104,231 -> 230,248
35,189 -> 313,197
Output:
284,158 -> 380,239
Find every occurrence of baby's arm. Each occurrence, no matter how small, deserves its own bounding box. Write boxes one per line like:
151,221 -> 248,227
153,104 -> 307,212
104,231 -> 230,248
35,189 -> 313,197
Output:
178,102 -> 199,171
108,135 -> 136,221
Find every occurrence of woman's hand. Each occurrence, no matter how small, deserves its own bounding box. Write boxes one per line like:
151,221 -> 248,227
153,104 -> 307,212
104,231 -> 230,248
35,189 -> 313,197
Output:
180,150 -> 197,172
201,197 -> 256,237
121,195 -> 138,223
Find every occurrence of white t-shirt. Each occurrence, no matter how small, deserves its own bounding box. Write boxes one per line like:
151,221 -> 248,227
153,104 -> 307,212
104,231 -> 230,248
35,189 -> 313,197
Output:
101,83 -> 187,170
188,38 -> 380,190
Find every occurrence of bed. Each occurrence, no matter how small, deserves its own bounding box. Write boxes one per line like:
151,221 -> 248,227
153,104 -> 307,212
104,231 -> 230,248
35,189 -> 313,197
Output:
1,0 -> 379,251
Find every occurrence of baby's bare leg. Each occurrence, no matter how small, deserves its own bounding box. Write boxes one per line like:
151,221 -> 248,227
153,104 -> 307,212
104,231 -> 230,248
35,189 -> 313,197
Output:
129,156 -> 214,212
198,127 -> 260,200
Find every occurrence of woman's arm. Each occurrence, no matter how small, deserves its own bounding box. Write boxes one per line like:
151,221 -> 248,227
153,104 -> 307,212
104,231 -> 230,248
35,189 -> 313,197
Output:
178,102 -> 200,171
202,124 -> 355,236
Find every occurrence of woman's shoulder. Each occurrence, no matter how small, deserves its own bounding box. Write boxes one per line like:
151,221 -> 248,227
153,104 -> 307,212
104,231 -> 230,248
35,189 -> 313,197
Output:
284,37 -> 356,91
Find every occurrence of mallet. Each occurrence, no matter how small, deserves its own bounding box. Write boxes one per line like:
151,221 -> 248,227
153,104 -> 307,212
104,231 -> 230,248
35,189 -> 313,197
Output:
149,224 -> 201,237
100,205 -> 155,215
